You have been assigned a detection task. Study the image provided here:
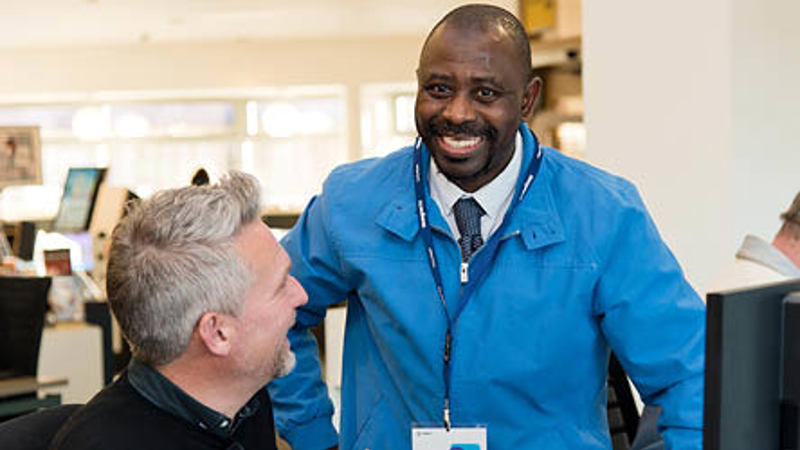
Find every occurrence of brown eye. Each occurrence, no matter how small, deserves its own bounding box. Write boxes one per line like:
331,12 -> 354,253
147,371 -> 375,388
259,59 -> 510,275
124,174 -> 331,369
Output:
426,84 -> 451,97
476,88 -> 498,101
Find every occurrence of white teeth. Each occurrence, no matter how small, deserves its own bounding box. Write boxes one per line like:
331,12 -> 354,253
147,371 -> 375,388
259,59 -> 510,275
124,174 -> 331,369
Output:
442,136 -> 482,148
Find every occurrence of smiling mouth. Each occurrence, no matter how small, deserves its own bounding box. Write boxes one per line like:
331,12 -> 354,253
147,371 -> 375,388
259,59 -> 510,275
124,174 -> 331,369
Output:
436,136 -> 484,157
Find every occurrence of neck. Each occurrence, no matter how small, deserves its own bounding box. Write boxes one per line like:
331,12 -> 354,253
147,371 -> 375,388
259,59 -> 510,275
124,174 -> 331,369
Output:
772,233 -> 800,270
157,355 -> 263,418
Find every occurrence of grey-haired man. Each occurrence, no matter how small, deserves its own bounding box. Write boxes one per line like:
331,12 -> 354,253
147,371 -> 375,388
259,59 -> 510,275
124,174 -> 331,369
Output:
50,172 -> 307,450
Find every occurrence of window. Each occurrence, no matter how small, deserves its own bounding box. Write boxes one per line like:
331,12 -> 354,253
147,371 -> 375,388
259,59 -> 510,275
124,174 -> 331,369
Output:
361,83 -> 417,158
0,86 -> 348,214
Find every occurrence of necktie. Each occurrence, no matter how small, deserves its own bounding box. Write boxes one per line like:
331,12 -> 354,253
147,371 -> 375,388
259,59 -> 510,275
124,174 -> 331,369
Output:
453,197 -> 485,262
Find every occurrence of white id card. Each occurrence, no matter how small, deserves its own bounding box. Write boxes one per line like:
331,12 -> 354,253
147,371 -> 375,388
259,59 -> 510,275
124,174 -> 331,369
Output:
411,427 -> 487,450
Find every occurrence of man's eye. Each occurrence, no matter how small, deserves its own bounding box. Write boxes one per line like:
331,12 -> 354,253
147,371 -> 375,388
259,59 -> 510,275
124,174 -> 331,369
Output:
476,88 -> 497,100
426,84 -> 451,96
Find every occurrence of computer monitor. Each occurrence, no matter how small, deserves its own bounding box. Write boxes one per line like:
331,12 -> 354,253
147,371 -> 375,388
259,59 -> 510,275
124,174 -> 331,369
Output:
0,126 -> 42,189
704,279 -> 800,449
52,167 -> 107,232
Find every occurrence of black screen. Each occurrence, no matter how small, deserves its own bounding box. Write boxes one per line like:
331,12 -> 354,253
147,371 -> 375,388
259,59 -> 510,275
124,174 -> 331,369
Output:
704,279 -> 800,449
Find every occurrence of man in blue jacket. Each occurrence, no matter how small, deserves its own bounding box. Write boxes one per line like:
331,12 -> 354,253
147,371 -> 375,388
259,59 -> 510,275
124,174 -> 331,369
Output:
269,4 -> 705,449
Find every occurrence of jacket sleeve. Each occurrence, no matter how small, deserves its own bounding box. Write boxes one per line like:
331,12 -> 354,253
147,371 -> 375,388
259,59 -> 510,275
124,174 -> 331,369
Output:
594,184 -> 705,450
267,191 -> 350,450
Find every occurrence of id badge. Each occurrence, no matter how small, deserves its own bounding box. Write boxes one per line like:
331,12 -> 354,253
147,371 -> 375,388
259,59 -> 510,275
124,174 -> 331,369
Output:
411,426 -> 487,450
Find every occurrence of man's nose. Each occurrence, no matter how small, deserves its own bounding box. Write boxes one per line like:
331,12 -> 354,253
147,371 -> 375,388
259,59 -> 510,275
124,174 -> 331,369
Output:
289,276 -> 308,307
441,93 -> 476,124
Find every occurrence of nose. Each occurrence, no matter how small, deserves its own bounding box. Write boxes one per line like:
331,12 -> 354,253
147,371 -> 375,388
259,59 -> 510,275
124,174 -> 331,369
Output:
441,92 -> 476,125
288,276 -> 308,307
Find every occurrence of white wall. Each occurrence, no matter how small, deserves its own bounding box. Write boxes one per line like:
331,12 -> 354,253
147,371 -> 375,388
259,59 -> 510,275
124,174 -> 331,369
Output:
584,0 -> 799,293
0,36 -> 424,162
0,37 -> 422,94
729,0 -> 800,257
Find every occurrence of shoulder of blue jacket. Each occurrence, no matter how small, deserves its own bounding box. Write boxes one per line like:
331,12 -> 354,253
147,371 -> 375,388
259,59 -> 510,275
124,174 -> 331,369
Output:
321,146 -> 415,204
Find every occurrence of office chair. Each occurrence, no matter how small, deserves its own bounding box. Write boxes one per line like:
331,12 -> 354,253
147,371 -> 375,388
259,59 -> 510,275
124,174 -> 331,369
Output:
0,404 -> 81,450
84,301 -> 114,385
83,301 -> 132,385
0,276 -> 51,379
607,352 -> 641,450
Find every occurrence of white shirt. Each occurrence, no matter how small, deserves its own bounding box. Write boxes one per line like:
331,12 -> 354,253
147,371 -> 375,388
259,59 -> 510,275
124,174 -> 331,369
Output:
708,234 -> 800,293
429,132 -> 523,242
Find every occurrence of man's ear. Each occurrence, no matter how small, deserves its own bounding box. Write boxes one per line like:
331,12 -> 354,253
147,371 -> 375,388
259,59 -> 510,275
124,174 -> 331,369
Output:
521,76 -> 543,121
196,312 -> 234,357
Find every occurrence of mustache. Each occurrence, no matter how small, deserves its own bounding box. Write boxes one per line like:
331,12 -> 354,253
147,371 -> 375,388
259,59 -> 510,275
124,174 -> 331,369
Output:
427,120 -> 497,141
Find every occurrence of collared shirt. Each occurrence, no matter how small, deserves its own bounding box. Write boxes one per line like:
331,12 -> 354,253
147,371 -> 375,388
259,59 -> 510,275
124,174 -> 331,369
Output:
429,131 -> 523,242
736,234 -> 800,277
127,358 -> 261,440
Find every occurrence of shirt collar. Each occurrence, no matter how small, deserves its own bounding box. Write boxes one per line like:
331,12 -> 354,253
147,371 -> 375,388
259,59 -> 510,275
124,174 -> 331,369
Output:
737,234 -> 800,278
429,131 -> 523,222
127,358 -> 261,439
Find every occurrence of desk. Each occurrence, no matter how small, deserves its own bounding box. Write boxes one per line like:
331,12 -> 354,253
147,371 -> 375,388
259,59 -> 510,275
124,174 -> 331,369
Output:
0,376 -> 68,420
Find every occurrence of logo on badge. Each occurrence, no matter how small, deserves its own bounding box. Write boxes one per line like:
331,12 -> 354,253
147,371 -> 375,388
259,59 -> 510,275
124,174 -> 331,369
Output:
450,445 -> 480,450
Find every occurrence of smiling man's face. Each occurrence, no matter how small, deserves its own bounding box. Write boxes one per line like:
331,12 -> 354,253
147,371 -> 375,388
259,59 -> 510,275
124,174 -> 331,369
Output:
415,23 -> 539,193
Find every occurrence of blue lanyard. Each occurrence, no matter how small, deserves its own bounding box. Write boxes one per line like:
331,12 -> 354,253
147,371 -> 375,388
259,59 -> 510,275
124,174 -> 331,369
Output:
412,127 -> 542,429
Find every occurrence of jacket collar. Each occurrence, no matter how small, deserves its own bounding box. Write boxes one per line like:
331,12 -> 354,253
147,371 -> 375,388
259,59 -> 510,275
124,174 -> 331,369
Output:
376,123 -> 565,251
375,196 -> 419,242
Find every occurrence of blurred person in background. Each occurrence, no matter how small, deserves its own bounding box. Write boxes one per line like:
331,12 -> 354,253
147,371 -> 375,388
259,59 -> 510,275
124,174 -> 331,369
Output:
711,190 -> 800,291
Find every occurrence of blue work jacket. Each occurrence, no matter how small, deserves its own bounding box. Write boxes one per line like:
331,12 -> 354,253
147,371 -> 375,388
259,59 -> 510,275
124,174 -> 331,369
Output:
269,124 -> 705,449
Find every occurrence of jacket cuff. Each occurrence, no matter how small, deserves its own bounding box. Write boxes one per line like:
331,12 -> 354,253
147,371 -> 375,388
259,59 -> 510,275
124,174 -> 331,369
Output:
283,416 -> 338,449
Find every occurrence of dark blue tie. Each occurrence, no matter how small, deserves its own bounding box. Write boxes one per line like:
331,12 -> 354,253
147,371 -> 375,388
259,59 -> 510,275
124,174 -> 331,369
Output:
453,197 -> 485,262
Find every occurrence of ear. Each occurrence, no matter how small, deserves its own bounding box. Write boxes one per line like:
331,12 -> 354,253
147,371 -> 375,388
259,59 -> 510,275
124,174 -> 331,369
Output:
520,76 -> 543,121
196,312 -> 235,357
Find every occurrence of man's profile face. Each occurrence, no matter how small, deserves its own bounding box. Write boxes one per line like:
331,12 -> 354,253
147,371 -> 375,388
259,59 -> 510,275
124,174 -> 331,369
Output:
415,23 -> 537,192
232,220 -> 307,381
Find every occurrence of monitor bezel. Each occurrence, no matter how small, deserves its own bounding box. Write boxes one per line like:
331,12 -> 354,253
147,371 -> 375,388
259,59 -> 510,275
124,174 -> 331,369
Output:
704,278 -> 800,450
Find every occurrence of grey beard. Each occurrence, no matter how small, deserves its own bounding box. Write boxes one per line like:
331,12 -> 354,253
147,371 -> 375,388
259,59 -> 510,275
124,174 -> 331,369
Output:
274,347 -> 296,379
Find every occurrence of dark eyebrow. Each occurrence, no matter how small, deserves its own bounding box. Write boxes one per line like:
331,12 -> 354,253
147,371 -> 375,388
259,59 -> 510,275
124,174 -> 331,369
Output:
471,76 -> 506,89
472,76 -> 497,84
422,72 -> 454,82
422,72 -> 506,90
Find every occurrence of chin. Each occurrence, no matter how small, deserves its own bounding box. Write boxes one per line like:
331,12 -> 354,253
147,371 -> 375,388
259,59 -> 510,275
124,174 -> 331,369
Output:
274,349 -> 296,379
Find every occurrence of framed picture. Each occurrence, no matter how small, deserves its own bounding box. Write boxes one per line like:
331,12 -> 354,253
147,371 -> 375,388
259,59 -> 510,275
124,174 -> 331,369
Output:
0,126 -> 42,188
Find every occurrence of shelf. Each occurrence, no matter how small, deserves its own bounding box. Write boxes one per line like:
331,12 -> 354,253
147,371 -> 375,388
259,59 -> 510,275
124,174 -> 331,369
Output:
530,36 -> 582,69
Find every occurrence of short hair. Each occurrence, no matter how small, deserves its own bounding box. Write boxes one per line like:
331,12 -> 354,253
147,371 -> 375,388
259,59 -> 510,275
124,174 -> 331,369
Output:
780,191 -> 800,240
106,171 -> 262,366
422,4 -> 533,81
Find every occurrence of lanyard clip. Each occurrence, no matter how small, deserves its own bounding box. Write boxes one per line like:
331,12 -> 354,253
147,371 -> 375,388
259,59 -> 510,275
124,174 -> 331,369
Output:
443,399 -> 451,431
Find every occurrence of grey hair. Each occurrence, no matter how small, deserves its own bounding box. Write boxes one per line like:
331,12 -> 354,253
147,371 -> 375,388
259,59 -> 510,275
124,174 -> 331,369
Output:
106,171 -> 262,366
